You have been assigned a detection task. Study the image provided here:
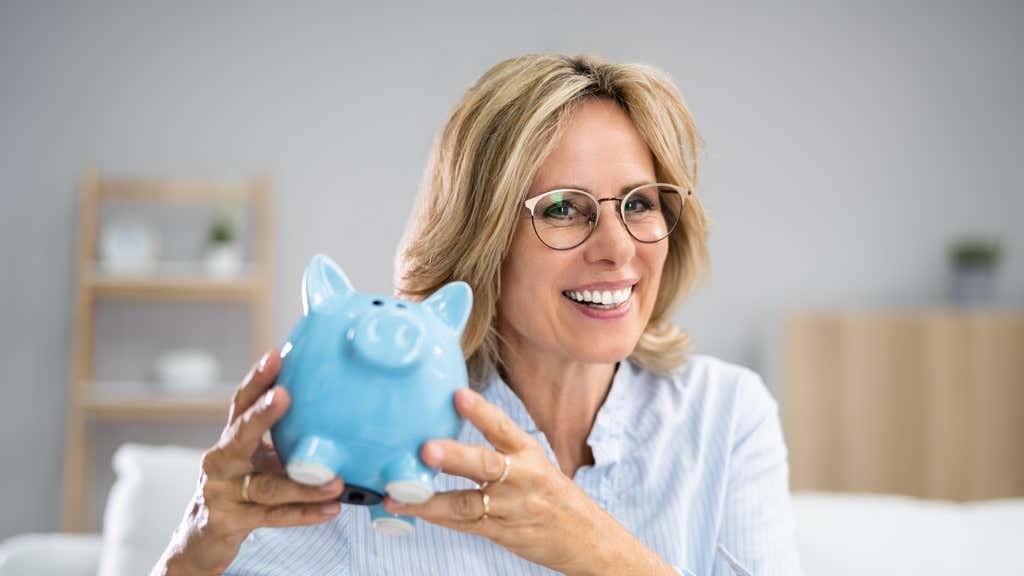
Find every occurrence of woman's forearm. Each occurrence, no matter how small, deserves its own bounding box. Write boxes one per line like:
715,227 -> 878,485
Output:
597,534 -> 678,576
150,519 -> 232,576
565,509 -> 679,576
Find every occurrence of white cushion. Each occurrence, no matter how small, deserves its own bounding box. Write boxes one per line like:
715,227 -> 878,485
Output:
0,533 -> 102,576
97,443 -> 204,576
792,491 -> 1024,576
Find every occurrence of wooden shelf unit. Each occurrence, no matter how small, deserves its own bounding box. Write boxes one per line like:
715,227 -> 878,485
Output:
81,389 -> 233,421
88,271 -> 264,301
783,308 -> 1024,502
61,168 -> 274,532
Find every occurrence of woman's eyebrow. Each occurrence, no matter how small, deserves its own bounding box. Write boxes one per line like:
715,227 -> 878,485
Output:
540,181 -> 655,196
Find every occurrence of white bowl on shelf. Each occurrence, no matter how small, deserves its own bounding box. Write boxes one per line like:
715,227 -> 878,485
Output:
203,243 -> 244,278
99,219 -> 160,275
154,349 -> 221,395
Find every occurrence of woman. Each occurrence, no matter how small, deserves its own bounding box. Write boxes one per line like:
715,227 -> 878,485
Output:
155,53 -> 802,575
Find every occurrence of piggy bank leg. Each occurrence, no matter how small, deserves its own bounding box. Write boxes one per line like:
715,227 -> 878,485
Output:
382,452 -> 435,504
286,435 -> 345,486
369,504 -> 415,536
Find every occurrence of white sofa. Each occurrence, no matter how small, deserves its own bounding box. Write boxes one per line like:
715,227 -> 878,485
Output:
2,444 -> 1022,575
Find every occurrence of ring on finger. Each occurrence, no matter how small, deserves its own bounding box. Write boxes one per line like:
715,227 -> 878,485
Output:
242,472 -> 254,503
478,489 -> 490,521
481,454 -> 511,489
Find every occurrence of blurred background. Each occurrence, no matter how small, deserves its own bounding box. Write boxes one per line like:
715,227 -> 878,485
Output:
1,0 -> 1022,573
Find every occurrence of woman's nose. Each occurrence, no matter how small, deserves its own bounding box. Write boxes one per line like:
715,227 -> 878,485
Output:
582,201 -> 635,264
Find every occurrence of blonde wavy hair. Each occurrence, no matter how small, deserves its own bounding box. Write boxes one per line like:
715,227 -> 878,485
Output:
395,53 -> 710,386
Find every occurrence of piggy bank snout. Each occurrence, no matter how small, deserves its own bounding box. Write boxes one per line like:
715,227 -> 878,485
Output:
351,311 -> 425,368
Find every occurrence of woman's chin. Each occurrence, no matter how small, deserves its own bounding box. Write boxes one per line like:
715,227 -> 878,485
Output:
563,340 -> 638,365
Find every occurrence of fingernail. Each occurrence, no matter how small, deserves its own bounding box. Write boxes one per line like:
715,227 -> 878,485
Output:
320,478 -> 342,493
423,441 -> 444,465
320,502 -> 340,516
258,351 -> 271,373
262,389 -> 276,409
457,388 -> 476,408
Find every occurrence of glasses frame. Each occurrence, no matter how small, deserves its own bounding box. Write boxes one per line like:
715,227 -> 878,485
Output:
522,182 -> 692,250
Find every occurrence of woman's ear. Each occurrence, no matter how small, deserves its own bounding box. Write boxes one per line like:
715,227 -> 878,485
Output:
423,281 -> 473,337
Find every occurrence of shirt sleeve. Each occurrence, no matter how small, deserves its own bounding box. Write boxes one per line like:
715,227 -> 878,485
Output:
712,370 -> 803,576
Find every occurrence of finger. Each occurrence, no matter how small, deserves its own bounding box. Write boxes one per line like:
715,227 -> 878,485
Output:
393,511 -> 486,537
243,474 -> 344,506
228,348 -> 281,424
421,439 -> 507,485
251,501 -> 342,529
454,388 -> 532,454
251,444 -> 286,475
384,489 -> 508,524
215,387 -> 292,476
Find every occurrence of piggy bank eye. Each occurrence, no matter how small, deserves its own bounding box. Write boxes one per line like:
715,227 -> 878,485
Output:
396,303 -> 407,309
372,300 -> 384,306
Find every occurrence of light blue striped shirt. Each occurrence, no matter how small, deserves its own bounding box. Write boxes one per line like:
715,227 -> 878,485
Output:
226,354 -> 802,575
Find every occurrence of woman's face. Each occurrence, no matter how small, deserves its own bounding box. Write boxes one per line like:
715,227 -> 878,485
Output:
497,98 -> 669,365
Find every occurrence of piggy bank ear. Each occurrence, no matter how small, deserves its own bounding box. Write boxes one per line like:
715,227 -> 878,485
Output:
423,281 -> 473,336
302,254 -> 355,315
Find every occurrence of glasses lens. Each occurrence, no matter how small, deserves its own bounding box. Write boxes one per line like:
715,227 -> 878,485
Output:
531,190 -> 598,249
622,185 -> 684,242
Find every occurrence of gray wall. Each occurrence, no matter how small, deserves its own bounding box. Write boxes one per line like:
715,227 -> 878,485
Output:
2,0 -> 1021,539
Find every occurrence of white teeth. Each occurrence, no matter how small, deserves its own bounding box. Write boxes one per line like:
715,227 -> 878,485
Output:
563,285 -> 633,306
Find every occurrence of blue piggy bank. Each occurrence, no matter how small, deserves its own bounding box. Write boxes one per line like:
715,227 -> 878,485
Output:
271,254 -> 472,534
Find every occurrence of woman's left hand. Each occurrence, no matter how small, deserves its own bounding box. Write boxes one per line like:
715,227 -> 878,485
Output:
383,388 -> 667,576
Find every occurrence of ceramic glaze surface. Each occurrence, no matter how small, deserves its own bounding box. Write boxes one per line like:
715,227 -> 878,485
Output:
271,254 -> 472,533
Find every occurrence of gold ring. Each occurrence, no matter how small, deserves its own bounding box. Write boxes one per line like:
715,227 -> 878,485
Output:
494,454 -> 511,485
481,454 -> 511,489
479,490 -> 490,521
242,472 -> 254,503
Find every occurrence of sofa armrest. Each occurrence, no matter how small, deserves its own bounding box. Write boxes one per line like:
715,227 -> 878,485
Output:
0,533 -> 103,576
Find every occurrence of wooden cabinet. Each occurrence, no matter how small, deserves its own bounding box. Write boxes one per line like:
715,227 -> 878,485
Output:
784,310 -> 1024,501
62,168 -> 274,531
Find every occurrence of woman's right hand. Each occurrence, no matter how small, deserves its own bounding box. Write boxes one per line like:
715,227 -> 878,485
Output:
153,349 -> 345,576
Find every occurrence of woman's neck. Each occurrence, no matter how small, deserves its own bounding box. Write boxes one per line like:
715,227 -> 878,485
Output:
497,342 -> 617,478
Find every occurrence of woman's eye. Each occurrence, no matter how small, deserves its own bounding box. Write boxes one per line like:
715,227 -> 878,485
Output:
624,197 -> 655,213
543,202 -> 575,219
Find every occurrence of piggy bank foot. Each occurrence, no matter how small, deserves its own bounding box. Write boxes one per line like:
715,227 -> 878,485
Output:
382,455 -> 435,504
370,504 -> 415,536
286,435 -> 343,486
373,517 -> 414,536
385,481 -> 434,505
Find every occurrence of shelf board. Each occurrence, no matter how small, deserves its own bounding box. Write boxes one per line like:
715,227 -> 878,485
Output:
82,387 -> 233,421
86,262 -> 262,300
98,178 -> 255,203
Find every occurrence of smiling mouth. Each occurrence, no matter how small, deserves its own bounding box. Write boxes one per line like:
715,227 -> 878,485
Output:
561,285 -> 633,309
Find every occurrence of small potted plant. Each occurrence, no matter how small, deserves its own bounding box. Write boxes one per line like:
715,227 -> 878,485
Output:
203,207 -> 244,277
948,237 -> 1002,307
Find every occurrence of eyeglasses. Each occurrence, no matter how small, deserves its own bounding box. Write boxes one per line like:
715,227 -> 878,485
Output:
522,183 -> 691,250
